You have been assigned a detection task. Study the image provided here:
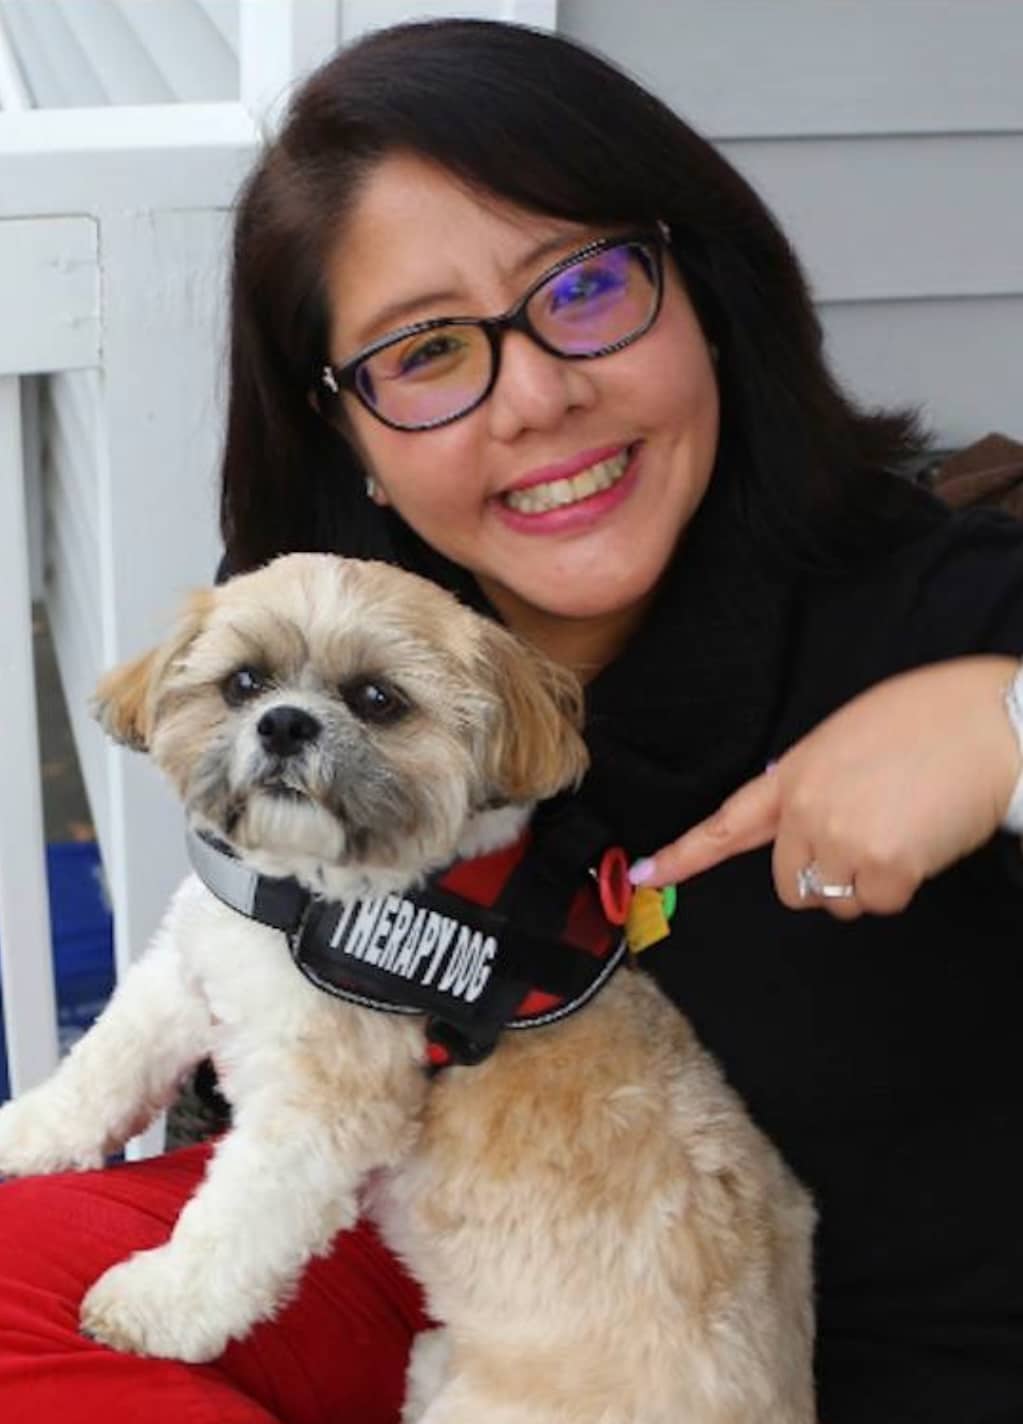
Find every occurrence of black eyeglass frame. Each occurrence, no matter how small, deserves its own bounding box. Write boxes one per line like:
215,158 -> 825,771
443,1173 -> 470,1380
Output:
318,226 -> 669,433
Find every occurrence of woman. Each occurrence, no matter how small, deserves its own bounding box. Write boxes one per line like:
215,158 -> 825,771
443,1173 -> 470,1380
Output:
1,19 -> 1021,1424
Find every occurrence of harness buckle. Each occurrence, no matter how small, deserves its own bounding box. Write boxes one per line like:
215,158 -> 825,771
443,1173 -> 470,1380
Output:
425,1016 -> 498,1069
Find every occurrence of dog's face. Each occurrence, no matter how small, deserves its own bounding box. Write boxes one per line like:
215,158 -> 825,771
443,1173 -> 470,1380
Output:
93,555 -> 587,889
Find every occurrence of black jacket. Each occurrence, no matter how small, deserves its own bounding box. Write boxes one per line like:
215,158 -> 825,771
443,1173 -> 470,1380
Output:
578,498 -> 1023,1424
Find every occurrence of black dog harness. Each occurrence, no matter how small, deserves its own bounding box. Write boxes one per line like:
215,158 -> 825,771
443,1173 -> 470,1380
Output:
186,806 -> 630,1070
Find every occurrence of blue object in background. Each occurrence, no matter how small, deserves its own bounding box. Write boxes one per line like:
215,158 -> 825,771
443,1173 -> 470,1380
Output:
0,842 -> 115,1101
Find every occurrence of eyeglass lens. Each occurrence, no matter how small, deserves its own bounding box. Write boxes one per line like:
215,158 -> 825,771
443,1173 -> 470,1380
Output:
353,240 -> 659,429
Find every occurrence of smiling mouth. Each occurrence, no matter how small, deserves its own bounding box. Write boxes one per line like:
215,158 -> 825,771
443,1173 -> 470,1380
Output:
501,446 -> 633,515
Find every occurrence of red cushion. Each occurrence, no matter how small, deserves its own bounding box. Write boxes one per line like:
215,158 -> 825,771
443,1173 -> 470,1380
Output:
0,1143 -> 430,1423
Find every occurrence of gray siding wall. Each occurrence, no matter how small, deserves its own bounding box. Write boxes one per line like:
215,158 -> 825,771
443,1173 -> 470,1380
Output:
560,0 -> 1023,448
4,0 -> 1019,446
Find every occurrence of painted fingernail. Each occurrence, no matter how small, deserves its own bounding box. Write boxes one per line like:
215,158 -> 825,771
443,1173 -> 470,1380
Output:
628,858 -> 656,886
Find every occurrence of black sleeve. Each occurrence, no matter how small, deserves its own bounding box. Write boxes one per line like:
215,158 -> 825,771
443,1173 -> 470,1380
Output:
900,508 -> 1023,889
901,506 -> 1023,662
792,506 -> 1023,892
789,506 -> 1023,733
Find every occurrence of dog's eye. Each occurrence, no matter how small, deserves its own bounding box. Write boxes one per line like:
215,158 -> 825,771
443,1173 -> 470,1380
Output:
222,666 -> 270,707
341,678 -> 408,725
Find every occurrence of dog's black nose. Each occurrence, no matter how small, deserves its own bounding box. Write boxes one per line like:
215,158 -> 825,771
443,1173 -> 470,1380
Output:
257,705 -> 321,758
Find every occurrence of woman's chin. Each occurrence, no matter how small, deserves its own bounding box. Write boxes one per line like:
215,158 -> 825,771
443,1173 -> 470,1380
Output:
481,557 -> 667,630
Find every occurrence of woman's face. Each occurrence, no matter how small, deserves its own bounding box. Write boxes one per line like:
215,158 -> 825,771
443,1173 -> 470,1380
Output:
324,153 -> 719,665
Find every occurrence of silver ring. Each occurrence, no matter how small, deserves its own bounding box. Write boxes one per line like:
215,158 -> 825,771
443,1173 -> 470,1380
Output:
796,862 -> 856,901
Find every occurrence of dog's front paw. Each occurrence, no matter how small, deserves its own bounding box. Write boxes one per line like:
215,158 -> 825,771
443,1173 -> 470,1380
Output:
402,1327 -> 453,1422
80,1247 -> 233,1362
0,1092 -> 105,1177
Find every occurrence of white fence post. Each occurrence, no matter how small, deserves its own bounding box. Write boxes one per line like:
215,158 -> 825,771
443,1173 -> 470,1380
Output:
239,0 -> 340,128
0,374 -> 60,1095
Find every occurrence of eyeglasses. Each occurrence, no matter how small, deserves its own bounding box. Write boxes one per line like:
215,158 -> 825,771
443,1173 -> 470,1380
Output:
318,229 -> 667,432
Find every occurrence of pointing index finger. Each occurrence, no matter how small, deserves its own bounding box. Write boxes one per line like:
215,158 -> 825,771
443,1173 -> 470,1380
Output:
629,770 -> 782,888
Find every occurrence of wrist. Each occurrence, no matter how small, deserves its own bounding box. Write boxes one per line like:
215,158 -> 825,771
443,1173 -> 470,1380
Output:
1002,661 -> 1023,834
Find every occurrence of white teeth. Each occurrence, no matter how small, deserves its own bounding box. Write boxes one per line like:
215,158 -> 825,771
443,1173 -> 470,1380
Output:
504,448 -> 631,515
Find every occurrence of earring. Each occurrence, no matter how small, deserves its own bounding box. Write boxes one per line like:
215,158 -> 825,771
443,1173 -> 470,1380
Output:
365,474 -> 380,501
709,343 -> 720,363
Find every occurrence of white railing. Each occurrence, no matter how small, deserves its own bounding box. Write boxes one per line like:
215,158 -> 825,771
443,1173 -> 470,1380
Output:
0,11 -> 66,1093
0,374 -> 60,1091
0,33 -> 258,1129
0,0 -> 553,1138
0,214 -> 101,1098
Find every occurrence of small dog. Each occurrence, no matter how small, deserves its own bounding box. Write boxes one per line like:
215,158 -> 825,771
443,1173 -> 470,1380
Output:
0,554 -> 815,1423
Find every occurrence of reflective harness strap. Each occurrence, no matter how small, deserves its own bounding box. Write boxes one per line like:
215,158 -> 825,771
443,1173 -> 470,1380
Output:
186,806 -> 627,1071
187,828 -> 308,933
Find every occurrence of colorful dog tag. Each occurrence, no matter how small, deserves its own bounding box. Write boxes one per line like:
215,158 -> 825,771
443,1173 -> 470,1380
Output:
625,886 -> 677,954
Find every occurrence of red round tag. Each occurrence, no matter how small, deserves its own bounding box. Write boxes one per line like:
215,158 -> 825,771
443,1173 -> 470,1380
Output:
598,846 -> 632,926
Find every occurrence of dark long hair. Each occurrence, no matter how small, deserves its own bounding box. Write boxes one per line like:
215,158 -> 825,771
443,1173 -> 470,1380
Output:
220,18 -> 935,580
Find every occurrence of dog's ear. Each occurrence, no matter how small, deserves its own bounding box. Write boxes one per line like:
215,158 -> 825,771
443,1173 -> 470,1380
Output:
92,590 -> 213,751
477,624 -> 590,803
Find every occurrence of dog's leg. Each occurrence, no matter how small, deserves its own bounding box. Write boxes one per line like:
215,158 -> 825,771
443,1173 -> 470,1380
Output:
79,1033 -> 427,1361
402,1327 -> 451,1423
0,912 -> 210,1175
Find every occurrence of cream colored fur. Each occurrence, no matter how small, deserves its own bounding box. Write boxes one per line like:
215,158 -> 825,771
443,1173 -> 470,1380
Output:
0,554 -> 815,1421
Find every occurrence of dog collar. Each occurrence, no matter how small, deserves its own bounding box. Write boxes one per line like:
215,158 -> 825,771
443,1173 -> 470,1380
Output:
186,805 -> 628,1070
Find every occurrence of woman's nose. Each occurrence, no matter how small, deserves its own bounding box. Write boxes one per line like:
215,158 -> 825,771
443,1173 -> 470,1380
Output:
486,330 -> 596,441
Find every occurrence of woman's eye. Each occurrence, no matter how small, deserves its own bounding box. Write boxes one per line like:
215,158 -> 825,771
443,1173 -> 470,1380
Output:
547,262 -> 626,314
342,678 -> 409,725
222,667 -> 269,706
397,332 -> 465,376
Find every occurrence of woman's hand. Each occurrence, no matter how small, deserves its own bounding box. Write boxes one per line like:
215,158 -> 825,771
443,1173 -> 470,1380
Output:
631,657 -> 1022,917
